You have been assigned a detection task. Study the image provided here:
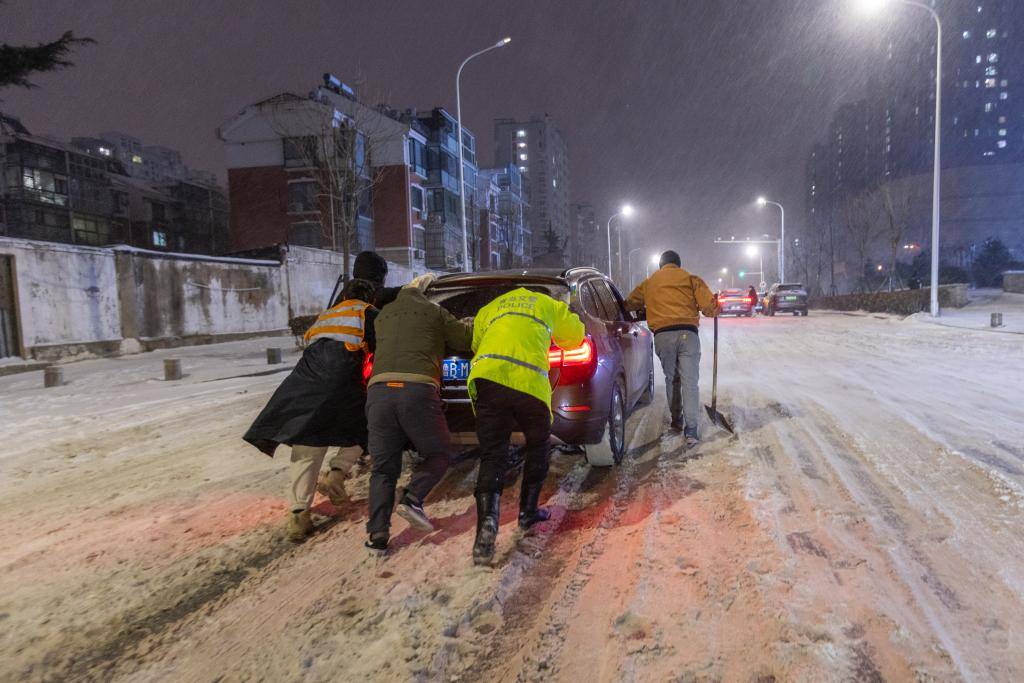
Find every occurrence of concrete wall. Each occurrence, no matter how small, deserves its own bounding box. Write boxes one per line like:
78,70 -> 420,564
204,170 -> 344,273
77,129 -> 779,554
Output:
114,247 -> 287,343
1004,271 -> 1024,294
2,237 -> 435,359
0,238 -> 122,357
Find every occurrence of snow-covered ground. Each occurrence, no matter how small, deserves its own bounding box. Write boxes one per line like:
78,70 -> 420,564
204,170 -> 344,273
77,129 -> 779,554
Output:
1,314 -> 1022,681
910,288 -> 1024,334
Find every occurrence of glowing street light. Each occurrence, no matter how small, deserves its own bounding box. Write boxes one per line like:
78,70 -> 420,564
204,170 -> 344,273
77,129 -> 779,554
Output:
855,0 -> 942,317
745,244 -> 760,258
606,203 -> 635,279
456,37 -> 512,272
756,196 -> 785,282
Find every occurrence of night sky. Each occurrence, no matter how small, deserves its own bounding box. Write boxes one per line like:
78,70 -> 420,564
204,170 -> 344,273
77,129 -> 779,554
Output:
5,0 -> 898,279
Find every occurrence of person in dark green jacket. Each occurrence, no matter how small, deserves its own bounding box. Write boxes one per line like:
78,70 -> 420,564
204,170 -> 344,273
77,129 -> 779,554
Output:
364,274 -> 473,552
468,287 -> 585,565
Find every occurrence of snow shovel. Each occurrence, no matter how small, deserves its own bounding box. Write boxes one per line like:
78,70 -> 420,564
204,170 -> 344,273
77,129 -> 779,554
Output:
704,316 -> 735,435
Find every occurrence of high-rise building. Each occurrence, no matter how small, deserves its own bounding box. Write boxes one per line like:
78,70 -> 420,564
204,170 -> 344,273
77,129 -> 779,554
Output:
569,202 -> 600,268
493,115 -> 570,265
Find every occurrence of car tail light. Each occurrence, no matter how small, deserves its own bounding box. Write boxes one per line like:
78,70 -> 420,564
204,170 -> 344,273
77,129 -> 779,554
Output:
362,352 -> 374,386
548,335 -> 597,385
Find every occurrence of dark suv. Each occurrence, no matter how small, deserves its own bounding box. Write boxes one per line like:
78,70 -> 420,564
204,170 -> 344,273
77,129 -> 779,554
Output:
763,283 -> 809,316
426,267 -> 654,466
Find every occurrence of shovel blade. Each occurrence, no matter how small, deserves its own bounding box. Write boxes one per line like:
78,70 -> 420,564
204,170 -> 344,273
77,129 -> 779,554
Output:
705,404 -> 736,435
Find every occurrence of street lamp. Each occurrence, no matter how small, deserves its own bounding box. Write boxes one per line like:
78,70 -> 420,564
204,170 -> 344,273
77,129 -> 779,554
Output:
627,246 -> 645,290
756,196 -> 785,283
456,37 -> 511,273
746,244 -> 765,289
605,203 -> 635,279
647,253 -> 660,278
856,0 -> 942,317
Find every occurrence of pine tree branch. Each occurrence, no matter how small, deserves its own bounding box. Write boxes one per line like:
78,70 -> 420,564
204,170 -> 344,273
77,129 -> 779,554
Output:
0,31 -> 95,89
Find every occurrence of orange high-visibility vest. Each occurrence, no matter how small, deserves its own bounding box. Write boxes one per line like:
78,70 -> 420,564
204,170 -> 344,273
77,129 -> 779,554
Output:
303,299 -> 371,352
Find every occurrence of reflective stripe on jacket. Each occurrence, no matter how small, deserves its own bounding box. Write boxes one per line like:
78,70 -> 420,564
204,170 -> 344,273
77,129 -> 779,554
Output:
304,299 -> 370,351
468,287 -> 585,416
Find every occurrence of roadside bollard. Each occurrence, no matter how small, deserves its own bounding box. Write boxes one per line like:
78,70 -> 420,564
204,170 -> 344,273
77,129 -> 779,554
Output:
267,347 -> 283,364
43,366 -> 63,388
991,312 -> 1004,328
164,358 -> 183,381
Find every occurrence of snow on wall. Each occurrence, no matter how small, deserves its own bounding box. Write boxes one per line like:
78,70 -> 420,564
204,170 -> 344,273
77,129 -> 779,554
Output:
0,238 -> 122,350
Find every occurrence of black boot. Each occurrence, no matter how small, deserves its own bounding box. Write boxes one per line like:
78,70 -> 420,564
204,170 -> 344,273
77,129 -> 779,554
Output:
472,491 -> 501,566
518,480 -> 550,530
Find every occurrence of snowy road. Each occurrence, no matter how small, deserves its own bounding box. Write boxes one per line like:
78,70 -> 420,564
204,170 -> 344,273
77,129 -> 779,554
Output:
2,310 -> 1023,681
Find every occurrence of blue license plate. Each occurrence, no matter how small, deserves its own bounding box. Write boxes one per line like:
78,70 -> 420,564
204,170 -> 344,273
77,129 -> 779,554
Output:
785,296 -> 798,301
442,358 -> 471,381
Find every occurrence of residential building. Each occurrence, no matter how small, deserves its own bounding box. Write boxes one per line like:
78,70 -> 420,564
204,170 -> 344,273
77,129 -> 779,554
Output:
569,202 -> 600,268
493,115 -> 570,265
476,169 -> 504,269
416,107 -> 479,271
219,77 -> 428,270
1,114 -> 227,254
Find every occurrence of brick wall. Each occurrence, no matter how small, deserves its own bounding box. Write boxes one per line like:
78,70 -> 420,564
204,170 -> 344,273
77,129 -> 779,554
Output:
371,165 -> 412,250
228,166 -> 291,252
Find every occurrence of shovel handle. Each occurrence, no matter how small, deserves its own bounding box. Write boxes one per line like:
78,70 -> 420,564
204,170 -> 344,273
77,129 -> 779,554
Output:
711,315 -> 719,412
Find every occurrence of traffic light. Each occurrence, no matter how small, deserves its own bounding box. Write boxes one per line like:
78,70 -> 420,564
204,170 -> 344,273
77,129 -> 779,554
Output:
739,271 -> 746,278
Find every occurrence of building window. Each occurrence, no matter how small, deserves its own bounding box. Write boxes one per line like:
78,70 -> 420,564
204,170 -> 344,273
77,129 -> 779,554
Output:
410,185 -> 424,212
986,29 -> 997,38
988,53 -> 999,63
72,215 -> 110,246
963,30 -> 972,39
152,230 -> 167,247
997,140 -> 1007,148
519,153 -> 528,161
516,129 -> 526,138
1000,92 -> 1008,100
131,154 -> 143,164
283,137 -> 316,167
985,78 -> 997,88
287,181 -> 318,213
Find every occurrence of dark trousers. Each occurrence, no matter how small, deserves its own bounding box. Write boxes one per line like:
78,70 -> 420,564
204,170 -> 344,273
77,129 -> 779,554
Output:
474,379 -> 552,495
366,382 -> 451,535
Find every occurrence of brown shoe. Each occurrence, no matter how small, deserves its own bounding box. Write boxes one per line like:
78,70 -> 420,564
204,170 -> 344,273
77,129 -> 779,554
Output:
286,510 -> 313,543
317,468 -> 350,506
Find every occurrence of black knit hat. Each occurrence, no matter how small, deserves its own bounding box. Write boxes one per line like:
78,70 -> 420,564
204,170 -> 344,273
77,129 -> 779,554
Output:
659,250 -> 681,268
352,251 -> 388,285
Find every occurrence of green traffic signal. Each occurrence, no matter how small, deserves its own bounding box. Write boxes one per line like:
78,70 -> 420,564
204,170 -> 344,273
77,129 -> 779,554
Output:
739,271 -> 746,278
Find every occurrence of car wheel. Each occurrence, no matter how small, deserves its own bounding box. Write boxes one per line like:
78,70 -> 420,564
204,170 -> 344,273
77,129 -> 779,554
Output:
638,367 -> 655,406
585,380 -> 627,467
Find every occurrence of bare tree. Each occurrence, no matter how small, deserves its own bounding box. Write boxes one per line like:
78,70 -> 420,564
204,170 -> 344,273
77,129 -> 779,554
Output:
841,192 -> 883,292
877,183 -> 914,292
268,86 -> 406,277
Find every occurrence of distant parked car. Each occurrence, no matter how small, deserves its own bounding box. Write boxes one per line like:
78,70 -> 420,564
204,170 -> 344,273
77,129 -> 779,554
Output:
763,283 -> 809,316
716,288 -> 755,317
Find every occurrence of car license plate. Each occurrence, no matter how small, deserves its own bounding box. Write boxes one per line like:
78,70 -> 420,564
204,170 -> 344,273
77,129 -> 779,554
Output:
442,358 -> 471,381
785,296 -> 798,301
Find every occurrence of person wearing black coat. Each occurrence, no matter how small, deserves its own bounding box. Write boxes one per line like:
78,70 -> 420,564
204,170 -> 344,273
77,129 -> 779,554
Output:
353,251 -> 402,309
243,278 -> 378,542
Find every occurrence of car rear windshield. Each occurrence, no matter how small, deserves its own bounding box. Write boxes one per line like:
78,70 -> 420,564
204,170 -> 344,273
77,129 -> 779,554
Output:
427,283 -> 570,319
777,284 -> 805,292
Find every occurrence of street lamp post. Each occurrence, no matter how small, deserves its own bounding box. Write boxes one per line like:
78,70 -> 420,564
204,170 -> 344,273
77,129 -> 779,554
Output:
858,0 -> 942,317
456,37 -> 511,273
605,204 -> 634,280
756,196 -> 785,283
627,247 -> 645,290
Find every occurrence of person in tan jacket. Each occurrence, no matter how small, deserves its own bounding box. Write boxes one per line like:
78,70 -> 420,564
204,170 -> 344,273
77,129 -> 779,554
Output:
625,250 -> 718,444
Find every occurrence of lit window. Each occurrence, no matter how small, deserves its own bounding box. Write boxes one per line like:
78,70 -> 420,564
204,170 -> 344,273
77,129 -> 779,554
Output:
987,29 -> 997,38
999,115 -> 1007,123
152,230 -> 167,247
518,165 -> 527,173
1001,92 -> 1009,100
131,154 -> 143,164
516,130 -> 526,138
976,55 -> 983,64
999,128 -> 1007,136
989,53 -> 999,63
963,30 -> 972,39
552,178 -> 557,188
98,146 -> 111,157
985,103 -> 993,112
986,66 -> 997,76
997,140 -> 1007,148
1001,79 -> 1008,87
985,78 -> 997,88
519,153 -> 528,161
984,151 -> 995,156
517,142 -> 526,148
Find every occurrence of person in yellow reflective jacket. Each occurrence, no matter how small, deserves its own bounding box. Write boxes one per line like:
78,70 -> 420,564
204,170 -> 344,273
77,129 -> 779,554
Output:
467,287 -> 585,565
